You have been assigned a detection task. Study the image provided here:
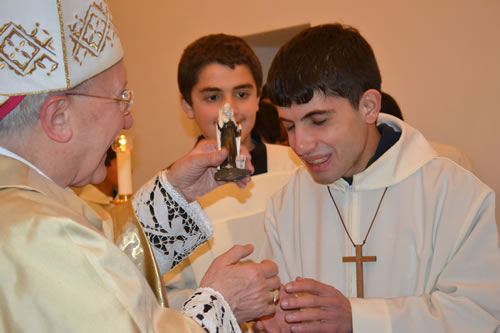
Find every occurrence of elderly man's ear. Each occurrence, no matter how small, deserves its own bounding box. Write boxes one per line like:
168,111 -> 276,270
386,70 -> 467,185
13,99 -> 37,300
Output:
39,96 -> 73,143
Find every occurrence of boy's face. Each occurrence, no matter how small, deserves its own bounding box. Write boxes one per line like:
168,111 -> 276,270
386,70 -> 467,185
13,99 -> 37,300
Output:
181,63 -> 259,150
278,91 -> 380,184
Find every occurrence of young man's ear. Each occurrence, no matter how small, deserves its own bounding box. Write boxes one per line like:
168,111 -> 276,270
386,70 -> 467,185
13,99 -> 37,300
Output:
359,89 -> 381,124
180,96 -> 195,119
39,95 -> 73,143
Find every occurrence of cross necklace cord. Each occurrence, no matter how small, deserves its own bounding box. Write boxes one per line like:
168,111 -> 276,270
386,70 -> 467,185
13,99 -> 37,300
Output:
327,186 -> 388,298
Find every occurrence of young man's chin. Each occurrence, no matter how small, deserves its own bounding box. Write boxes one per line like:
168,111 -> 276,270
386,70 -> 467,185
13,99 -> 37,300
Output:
312,175 -> 335,185
308,168 -> 341,185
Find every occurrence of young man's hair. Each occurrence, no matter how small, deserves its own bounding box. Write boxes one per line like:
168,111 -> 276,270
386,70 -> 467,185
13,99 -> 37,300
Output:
177,34 -> 263,106
267,23 -> 381,109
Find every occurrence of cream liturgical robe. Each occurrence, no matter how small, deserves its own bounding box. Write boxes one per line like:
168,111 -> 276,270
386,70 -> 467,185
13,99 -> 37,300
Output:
262,115 -> 500,332
0,155 -> 207,332
69,183 -> 168,306
71,184 -> 114,229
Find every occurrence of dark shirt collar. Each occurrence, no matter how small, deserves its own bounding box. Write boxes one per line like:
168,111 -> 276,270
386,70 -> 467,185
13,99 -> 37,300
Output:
250,130 -> 267,175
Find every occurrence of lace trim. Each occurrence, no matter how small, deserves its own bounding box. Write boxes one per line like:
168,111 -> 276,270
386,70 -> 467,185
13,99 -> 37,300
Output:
132,171 -> 213,274
183,287 -> 241,333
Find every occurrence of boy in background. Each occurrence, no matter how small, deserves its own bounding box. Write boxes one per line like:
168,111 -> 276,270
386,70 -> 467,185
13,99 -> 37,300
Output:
164,34 -> 302,309
178,34 -> 300,174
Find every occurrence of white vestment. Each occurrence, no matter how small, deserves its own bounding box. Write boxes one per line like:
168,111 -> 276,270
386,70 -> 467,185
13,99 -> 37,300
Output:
262,114 -> 500,332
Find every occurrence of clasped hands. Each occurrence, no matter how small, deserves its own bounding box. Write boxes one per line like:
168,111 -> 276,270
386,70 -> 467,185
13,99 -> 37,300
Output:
200,244 -> 280,323
254,277 -> 353,333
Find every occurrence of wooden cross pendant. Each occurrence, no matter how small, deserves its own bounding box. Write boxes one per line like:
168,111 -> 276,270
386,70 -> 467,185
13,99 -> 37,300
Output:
342,244 -> 376,298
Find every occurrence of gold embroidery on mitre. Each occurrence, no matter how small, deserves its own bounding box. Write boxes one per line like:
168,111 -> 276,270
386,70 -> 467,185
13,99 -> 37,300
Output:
0,22 -> 59,77
67,1 -> 117,66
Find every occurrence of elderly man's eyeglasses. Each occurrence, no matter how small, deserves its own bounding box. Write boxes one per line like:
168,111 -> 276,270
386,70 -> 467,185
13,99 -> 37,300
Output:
66,89 -> 134,115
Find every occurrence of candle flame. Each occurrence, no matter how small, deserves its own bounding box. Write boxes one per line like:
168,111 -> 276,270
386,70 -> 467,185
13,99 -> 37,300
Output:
118,135 -> 127,146
112,134 -> 133,153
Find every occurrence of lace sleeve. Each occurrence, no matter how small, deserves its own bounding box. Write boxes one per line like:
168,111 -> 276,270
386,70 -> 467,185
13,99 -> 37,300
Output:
132,171 -> 213,275
183,288 -> 241,333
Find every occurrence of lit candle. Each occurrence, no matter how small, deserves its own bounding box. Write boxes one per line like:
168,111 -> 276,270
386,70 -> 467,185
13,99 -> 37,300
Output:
112,134 -> 133,200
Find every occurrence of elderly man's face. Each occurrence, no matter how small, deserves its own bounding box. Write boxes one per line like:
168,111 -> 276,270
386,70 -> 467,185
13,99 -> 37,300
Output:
68,61 -> 133,187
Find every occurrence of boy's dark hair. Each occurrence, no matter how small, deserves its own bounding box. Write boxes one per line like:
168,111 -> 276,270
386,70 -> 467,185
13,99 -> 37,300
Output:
178,34 -> 263,106
267,23 -> 381,109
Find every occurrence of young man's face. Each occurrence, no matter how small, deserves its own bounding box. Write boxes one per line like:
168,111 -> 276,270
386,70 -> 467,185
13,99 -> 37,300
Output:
278,91 -> 380,184
182,63 -> 260,150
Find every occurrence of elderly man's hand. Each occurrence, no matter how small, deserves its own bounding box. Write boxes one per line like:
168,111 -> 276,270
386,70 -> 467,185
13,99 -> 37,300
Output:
200,244 -> 280,323
166,139 -> 253,202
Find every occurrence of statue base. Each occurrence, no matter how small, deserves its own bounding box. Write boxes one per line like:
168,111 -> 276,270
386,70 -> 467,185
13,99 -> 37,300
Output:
214,167 -> 252,181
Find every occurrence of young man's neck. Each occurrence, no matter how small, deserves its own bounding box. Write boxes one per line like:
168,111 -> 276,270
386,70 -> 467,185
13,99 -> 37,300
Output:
344,124 -> 381,180
363,124 -> 382,167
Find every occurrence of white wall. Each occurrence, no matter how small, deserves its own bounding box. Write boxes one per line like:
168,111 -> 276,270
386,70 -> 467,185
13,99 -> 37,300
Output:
108,0 -> 500,223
